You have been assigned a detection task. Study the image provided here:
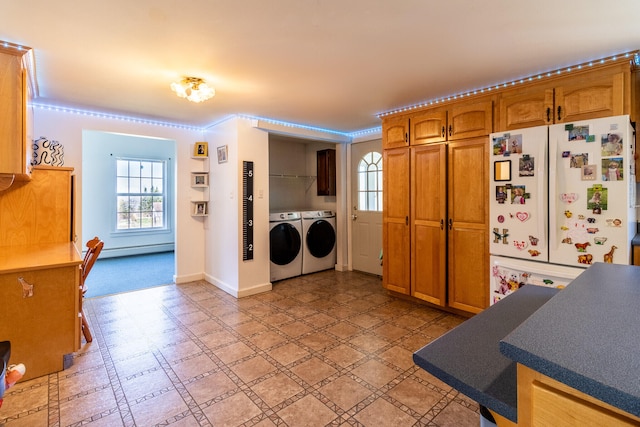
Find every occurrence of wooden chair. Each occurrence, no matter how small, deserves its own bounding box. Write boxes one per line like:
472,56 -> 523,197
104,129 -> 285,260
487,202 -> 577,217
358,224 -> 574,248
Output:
80,237 -> 104,343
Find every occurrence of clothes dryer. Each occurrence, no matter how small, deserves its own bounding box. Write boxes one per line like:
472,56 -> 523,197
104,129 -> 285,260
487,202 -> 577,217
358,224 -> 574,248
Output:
301,210 -> 336,274
269,212 -> 303,281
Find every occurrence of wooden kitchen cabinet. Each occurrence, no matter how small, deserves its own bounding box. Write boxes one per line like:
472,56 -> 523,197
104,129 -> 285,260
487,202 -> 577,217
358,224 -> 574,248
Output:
316,148 -> 336,196
383,112 -> 490,313
411,143 -> 446,305
382,115 -> 409,149
0,42 -> 34,182
382,147 -> 410,294
0,243 -> 81,380
497,60 -> 631,131
447,137 -> 489,314
516,364 -> 640,426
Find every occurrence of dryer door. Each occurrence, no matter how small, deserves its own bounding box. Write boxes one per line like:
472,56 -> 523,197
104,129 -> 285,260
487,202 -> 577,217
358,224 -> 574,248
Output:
270,223 -> 302,265
306,220 -> 336,258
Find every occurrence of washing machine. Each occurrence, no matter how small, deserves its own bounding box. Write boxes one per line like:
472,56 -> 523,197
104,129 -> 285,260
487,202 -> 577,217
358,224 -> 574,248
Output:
301,210 -> 336,274
269,211 -> 303,281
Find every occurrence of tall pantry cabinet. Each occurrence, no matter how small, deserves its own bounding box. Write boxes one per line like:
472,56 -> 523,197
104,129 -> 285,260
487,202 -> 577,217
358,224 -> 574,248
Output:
382,100 -> 491,314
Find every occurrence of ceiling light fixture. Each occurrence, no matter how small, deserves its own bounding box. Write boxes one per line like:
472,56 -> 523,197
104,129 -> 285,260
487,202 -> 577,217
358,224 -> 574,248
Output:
170,77 -> 215,103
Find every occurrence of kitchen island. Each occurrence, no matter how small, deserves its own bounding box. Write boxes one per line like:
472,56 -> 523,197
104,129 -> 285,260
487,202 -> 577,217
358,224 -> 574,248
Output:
413,263 -> 640,426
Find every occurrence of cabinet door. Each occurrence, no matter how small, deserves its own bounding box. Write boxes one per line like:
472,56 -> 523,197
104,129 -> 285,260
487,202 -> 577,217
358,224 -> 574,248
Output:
555,70 -> 625,123
498,87 -> 554,130
411,144 -> 446,305
448,100 -> 493,140
316,148 -> 336,196
383,148 -> 410,294
382,116 -> 409,149
447,137 -> 489,314
410,109 -> 447,145
0,49 -> 26,176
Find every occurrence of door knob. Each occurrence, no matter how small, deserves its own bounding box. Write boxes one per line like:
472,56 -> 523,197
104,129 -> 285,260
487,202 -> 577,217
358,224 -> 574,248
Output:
351,214 -> 358,221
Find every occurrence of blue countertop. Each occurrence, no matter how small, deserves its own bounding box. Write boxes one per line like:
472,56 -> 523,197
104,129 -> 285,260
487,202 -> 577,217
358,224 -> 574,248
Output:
413,284 -> 559,422
500,262 -> 640,419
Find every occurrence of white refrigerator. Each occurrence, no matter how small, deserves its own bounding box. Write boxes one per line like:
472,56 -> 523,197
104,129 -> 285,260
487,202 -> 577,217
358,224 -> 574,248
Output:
489,115 -> 636,305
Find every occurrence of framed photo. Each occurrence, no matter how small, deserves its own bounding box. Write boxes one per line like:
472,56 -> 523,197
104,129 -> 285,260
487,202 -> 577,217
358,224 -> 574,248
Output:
217,145 -> 228,163
194,202 -> 207,215
191,172 -> 208,187
194,142 -> 208,157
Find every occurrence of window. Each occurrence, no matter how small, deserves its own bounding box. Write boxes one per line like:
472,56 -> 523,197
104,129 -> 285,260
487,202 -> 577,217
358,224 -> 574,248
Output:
116,159 -> 166,230
357,151 -> 383,211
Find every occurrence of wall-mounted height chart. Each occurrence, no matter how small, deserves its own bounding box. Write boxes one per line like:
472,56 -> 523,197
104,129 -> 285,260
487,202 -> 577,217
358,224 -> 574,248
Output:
242,161 -> 254,261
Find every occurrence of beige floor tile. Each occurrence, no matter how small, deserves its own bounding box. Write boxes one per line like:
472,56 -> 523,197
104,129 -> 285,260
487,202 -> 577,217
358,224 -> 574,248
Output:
353,397 -> 418,427
59,386 -> 117,426
129,388 -> 189,426
277,394 -> 337,427
203,390 -> 262,426
267,342 -> 310,366
230,355 -> 276,383
387,377 -> 445,414
322,344 -> 366,368
185,370 -> 237,404
290,357 -> 337,385
213,341 -> 255,364
172,353 -> 218,381
351,359 -> 399,389
318,375 -> 372,411
251,372 -> 305,407
431,400 -> 480,426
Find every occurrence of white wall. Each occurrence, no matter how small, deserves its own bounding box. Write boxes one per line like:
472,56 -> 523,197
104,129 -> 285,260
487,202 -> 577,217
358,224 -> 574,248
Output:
203,117 -> 271,297
82,130 -> 176,258
33,107 -> 205,283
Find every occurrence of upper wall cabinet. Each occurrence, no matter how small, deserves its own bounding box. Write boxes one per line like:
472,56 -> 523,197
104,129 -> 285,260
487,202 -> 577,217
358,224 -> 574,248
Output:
0,42 -> 34,182
383,98 -> 494,149
382,115 -> 409,149
497,61 -> 631,131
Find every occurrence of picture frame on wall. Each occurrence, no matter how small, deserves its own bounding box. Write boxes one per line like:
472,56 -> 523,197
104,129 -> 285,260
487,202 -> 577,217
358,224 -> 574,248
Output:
194,142 -> 208,157
191,172 -> 208,187
217,145 -> 228,163
195,202 -> 207,215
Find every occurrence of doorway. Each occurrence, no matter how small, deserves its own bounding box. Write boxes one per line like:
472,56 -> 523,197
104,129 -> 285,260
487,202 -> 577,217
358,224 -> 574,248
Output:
350,139 -> 383,275
81,131 -> 176,295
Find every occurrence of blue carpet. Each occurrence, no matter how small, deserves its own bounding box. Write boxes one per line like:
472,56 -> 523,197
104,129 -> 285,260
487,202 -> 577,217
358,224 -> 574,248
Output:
84,251 -> 175,298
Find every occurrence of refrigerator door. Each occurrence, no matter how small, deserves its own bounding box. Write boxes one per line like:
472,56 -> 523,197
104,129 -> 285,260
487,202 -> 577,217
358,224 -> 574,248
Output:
489,126 -> 549,261
489,256 -> 584,305
549,115 -> 636,267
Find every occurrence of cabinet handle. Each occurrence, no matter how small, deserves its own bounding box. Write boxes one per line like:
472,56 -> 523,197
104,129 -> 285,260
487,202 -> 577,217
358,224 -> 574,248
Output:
440,219 -> 444,230
448,218 -> 453,230
546,107 -> 551,123
557,106 -> 562,121
405,132 -> 408,143
448,125 -> 452,137
18,277 -> 34,298
441,126 -> 445,138
406,216 -> 409,226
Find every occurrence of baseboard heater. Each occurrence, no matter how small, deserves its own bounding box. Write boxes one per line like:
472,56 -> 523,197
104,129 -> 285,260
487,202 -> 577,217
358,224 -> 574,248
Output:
97,243 -> 175,259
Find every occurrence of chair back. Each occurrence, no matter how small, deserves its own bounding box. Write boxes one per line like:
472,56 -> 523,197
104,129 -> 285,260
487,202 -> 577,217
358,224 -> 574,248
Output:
82,237 -> 104,286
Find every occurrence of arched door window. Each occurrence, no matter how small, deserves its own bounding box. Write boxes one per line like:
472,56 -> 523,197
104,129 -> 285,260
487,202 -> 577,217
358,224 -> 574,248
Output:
357,151 -> 383,211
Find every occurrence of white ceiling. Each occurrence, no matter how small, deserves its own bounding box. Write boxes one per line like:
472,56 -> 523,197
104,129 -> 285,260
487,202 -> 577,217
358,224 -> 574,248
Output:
2,1 -> 640,134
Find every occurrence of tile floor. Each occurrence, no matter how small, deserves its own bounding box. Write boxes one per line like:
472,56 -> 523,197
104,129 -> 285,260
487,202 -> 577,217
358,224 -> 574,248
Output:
0,270 -> 480,427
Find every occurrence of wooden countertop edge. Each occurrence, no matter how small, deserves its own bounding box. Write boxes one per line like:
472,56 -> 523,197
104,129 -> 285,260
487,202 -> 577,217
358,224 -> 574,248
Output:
0,242 -> 82,274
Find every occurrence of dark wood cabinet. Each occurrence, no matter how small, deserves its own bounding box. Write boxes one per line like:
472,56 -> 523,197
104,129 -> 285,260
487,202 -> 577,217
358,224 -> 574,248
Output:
317,148 -> 336,196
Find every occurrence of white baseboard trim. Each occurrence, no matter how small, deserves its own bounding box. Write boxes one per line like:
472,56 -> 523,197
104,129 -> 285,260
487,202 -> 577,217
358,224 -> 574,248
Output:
203,273 -> 272,298
175,273 -> 204,284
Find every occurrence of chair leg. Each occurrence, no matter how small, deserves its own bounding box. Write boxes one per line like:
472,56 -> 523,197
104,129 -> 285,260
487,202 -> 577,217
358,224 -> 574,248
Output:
81,309 -> 93,343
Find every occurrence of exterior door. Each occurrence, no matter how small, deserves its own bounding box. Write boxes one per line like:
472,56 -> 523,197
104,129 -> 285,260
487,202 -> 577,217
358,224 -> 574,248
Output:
351,139 -> 383,275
